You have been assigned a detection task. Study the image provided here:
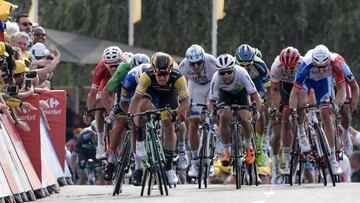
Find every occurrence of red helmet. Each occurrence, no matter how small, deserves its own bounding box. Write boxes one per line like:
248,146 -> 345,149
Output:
279,47 -> 300,68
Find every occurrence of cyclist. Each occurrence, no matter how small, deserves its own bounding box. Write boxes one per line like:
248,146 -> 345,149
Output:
270,47 -> 304,181
209,54 -> 262,166
86,46 -> 123,160
128,52 -> 190,185
234,44 -> 270,166
101,53 -> 150,181
178,44 -> 217,177
330,53 -> 359,156
289,44 -> 346,175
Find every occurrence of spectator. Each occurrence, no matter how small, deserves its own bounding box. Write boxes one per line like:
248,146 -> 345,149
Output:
10,32 -> 28,53
32,26 -> 46,44
15,14 -> 32,34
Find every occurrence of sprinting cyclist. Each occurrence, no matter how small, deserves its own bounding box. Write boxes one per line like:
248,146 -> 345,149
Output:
179,44 -> 217,177
101,53 -> 150,181
129,52 -> 190,185
289,44 -> 346,175
86,46 -> 123,160
234,44 -> 270,166
270,47 -> 304,182
209,54 -> 262,166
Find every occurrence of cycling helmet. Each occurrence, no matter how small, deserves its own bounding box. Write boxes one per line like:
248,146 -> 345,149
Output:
120,52 -> 133,63
312,45 -> 330,66
254,48 -> 262,59
235,44 -> 255,63
185,44 -> 205,63
151,52 -> 174,72
279,46 -> 300,68
102,46 -> 122,65
216,54 -> 236,70
130,53 -> 150,66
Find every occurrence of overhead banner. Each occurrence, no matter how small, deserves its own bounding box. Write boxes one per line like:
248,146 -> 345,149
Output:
39,90 -> 67,169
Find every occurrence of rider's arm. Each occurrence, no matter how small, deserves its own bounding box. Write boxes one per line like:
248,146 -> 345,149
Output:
174,75 -> 190,115
86,61 -> 105,110
129,72 -> 151,114
271,81 -> 281,109
101,88 -> 114,113
250,92 -> 262,112
350,81 -> 359,110
334,82 -> 346,107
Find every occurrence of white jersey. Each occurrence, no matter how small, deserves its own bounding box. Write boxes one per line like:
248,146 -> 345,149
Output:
179,53 -> 218,85
210,65 -> 257,101
271,56 -> 303,84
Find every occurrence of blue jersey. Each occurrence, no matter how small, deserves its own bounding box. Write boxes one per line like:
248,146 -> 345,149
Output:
121,64 -> 150,103
244,56 -> 270,98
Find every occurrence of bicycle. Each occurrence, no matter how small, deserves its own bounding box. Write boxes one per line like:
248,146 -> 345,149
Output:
217,102 -> 258,189
128,107 -> 170,196
191,103 -> 216,189
112,130 -> 132,195
289,105 -> 336,186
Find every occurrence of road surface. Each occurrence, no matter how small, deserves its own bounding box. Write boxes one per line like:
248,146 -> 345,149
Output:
37,183 -> 360,203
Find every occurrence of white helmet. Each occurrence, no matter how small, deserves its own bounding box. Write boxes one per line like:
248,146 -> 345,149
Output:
312,45 -> 330,66
185,44 -> 205,63
102,46 -> 122,64
130,53 -> 150,66
216,54 -> 236,70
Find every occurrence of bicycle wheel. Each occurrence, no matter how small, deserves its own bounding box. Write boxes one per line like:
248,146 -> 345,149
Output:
315,124 -> 336,187
151,131 -> 168,195
112,131 -> 131,196
232,123 -> 242,189
198,127 -> 208,189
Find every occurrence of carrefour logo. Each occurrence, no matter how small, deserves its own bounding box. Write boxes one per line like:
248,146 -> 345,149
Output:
47,98 -> 60,108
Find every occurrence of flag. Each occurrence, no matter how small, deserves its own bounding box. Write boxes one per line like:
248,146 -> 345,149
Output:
216,0 -> 225,20
29,0 -> 36,23
132,0 -> 142,23
0,0 -> 18,21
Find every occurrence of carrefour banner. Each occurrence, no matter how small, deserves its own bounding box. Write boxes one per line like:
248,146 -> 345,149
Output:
39,90 -> 67,169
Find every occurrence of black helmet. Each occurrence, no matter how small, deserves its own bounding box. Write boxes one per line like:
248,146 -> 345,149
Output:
151,52 -> 174,72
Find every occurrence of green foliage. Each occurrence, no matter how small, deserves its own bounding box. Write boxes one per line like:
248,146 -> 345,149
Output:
14,0 -> 360,125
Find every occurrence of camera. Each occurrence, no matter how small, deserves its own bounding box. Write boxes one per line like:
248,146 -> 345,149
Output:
25,79 -> 32,90
6,85 -> 19,95
25,70 -> 37,79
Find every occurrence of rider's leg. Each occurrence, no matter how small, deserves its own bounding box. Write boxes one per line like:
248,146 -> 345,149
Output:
341,103 -> 353,156
95,99 -> 106,159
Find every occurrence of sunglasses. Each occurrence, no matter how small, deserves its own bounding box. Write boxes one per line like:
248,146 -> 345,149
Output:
34,33 -> 46,37
155,70 -> 170,77
21,22 -> 33,27
189,60 -> 204,67
219,70 -> 234,76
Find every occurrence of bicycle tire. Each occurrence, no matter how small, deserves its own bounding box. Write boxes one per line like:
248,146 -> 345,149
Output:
232,123 -> 241,189
198,127 -> 207,189
315,124 -> 336,187
112,131 -> 131,196
151,131 -> 168,195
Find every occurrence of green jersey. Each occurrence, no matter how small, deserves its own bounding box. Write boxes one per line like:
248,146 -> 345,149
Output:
105,62 -> 133,92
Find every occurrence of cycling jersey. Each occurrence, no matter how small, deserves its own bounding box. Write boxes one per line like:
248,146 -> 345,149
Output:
121,64 -> 150,103
136,67 -> 189,109
136,68 -> 189,99
91,59 -> 112,91
294,50 -> 345,106
179,53 -> 217,117
243,56 -> 270,98
179,53 -> 217,85
105,62 -> 133,92
210,65 -> 257,102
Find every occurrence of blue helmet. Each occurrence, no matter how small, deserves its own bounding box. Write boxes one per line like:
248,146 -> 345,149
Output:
235,44 -> 255,63
185,44 -> 205,63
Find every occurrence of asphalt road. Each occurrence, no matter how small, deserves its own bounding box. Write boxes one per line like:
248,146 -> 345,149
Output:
36,183 -> 360,203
